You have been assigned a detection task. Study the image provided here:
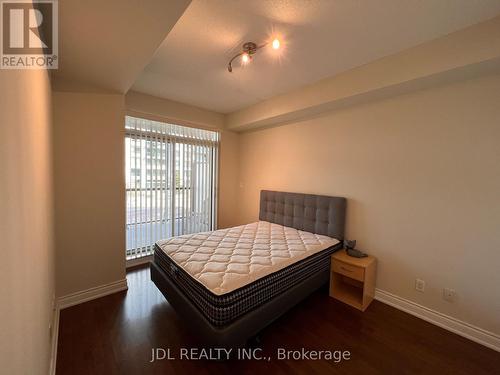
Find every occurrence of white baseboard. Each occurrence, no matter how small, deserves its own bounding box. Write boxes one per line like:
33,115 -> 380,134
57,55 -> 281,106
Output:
375,288 -> 500,352
58,279 -> 128,310
49,306 -> 60,375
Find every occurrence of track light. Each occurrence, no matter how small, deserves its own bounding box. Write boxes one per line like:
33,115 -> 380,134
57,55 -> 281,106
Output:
241,53 -> 250,64
227,38 -> 281,73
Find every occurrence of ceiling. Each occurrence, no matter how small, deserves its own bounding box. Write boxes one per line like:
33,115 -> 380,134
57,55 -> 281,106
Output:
52,0 -> 190,93
131,0 -> 500,113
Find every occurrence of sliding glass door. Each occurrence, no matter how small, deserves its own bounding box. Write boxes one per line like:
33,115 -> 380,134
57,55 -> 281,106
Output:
125,116 -> 219,260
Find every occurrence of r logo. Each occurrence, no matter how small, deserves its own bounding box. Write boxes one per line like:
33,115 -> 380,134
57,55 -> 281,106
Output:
1,0 -> 58,69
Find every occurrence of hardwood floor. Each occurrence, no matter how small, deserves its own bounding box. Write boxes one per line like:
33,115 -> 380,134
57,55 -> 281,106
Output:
56,265 -> 499,374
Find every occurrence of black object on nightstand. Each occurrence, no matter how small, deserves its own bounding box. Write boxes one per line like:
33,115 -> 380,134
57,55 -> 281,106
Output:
343,240 -> 368,258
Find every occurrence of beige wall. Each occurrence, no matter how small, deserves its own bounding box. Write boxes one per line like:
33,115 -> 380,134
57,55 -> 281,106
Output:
53,92 -> 126,296
125,91 -> 225,130
0,70 -> 54,374
218,130 -> 240,229
235,73 -> 500,335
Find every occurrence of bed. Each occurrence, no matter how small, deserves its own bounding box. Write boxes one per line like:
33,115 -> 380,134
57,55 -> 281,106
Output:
150,190 -> 346,347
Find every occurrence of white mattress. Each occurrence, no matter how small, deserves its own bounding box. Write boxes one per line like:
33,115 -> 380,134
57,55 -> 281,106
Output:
155,221 -> 339,296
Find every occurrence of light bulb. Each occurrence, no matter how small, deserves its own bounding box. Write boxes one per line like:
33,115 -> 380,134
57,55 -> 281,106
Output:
241,53 -> 250,64
272,38 -> 280,50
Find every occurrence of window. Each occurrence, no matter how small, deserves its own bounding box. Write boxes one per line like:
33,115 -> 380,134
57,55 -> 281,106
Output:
125,116 -> 219,260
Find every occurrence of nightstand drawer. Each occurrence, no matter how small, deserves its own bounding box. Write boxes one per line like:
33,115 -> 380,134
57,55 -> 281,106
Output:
332,260 -> 364,281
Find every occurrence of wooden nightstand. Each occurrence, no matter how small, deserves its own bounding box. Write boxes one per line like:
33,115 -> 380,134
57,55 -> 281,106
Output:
329,250 -> 377,311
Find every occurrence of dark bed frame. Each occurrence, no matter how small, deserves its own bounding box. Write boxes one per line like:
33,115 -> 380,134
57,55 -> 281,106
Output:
150,190 -> 346,347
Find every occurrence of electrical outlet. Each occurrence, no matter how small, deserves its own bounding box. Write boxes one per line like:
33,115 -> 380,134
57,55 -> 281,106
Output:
415,278 -> 425,292
443,288 -> 456,302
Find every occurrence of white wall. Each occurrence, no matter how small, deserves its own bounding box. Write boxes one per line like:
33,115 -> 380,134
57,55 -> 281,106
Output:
53,92 -> 126,296
235,73 -> 500,335
0,69 -> 55,374
226,15 -> 500,131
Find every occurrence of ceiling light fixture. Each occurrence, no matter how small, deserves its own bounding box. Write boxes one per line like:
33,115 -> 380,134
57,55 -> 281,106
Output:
241,52 -> 251,64
227,38 -> 281,73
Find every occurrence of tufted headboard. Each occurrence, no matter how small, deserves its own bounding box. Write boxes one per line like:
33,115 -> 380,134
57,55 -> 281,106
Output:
259,190 -> 346,240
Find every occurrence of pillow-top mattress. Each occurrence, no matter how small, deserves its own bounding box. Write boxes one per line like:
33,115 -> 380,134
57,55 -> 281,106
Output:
154,221 -> 341,326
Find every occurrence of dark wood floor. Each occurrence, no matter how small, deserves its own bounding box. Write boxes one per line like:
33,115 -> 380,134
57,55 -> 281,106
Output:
57,265 -> 499,374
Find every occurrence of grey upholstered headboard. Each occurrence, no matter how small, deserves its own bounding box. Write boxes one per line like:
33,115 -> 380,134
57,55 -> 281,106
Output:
259,190 -> 346,240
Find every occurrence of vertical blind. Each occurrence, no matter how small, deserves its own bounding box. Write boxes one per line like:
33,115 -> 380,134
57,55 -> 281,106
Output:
125,115 -> 219,260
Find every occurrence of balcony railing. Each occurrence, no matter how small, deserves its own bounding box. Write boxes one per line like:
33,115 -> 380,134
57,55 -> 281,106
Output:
126,187 -> 211,259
